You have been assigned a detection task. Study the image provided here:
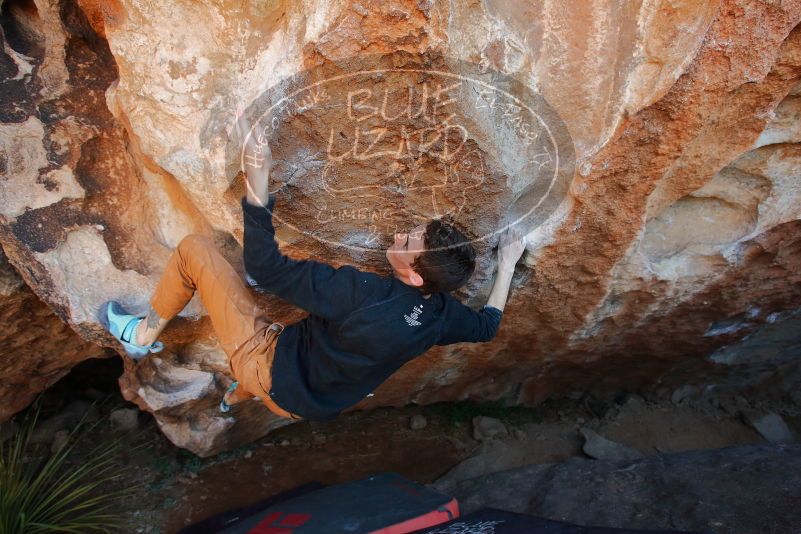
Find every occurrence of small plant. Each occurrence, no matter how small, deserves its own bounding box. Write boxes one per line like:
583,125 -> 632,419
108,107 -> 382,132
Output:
0,404 -> 134,533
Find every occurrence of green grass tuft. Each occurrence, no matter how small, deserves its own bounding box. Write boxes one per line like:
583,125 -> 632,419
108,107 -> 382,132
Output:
0,402 -> 136,534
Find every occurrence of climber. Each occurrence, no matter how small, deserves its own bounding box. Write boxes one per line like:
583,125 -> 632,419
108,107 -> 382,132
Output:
100,111 -> 527,422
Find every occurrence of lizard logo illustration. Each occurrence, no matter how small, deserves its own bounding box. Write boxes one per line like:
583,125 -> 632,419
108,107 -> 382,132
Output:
227,54 -> 575,253
321,145 -> 486,221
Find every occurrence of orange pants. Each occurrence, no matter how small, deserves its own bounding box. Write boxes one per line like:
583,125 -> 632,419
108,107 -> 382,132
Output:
149,234 -> 301,420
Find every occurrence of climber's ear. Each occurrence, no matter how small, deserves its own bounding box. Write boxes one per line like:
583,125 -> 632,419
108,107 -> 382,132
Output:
408,270 -> 424,288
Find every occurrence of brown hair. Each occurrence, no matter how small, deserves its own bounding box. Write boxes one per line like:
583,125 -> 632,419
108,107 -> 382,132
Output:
411,219 -> 476,294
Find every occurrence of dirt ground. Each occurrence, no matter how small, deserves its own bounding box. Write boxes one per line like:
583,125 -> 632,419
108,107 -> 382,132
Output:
9,356 -> 800,534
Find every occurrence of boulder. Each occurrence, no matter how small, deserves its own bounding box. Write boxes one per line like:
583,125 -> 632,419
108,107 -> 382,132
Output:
434,444 -> 801,533
437,440 -> 531,487
3,0 -> 801,456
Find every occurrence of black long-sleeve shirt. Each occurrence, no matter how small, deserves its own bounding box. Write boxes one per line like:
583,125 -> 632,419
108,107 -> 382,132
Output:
242,195 -> 503,420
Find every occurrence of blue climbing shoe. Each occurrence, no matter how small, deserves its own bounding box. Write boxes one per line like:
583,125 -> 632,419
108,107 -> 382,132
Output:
219,381 -> 239,413
100,301 -> 164,360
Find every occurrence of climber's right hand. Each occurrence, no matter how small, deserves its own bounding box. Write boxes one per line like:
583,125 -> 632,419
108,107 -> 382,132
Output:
497,226 -> 526,272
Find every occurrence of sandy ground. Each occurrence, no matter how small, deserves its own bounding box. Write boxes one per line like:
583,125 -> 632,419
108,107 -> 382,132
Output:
10,357 -> 800,534
113,394 -> 792,533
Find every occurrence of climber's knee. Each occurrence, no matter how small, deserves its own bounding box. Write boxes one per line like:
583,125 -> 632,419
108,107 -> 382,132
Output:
177,233 -> 213,256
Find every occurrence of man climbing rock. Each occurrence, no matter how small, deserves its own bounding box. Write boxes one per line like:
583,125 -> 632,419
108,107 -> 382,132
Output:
101,110 -> 526,422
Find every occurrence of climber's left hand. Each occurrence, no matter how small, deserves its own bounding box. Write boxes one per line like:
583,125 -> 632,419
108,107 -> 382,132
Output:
235,106 -> 272,207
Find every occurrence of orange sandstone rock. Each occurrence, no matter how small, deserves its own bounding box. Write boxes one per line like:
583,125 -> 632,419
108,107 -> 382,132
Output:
2,0 -> 801,456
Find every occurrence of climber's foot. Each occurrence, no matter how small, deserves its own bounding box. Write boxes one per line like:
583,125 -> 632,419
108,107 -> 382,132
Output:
100,301 -> 164,360
220,381 -> 240,413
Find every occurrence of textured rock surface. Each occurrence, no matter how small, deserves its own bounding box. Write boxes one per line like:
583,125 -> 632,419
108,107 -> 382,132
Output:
3,0 -> 801,455
0,246 -> 106,421
433,444 -> 801,534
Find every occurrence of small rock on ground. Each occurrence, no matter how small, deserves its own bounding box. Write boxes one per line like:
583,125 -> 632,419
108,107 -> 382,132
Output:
31,400 -> 99,444
624,394 -> 646,408
51,430 -> 70,453
110,408 -> 139,432
410,414 -> 428,430
446,436 -> 470,451
671,385 -> 700,405
580,428 -> 644,462
744,412 -> 795,444
472,416 -> 508,441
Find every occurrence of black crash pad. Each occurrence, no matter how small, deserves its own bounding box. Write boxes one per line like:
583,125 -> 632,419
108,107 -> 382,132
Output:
412,509 -> 709,534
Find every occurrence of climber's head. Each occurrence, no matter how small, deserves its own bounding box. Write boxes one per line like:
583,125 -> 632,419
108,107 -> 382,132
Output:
386,219 -> 476,294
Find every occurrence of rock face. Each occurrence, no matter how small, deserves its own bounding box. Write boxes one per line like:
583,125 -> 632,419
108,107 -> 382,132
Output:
434,444 -> 801,534
0,247 -> 106,421
2,0 -> 801,456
